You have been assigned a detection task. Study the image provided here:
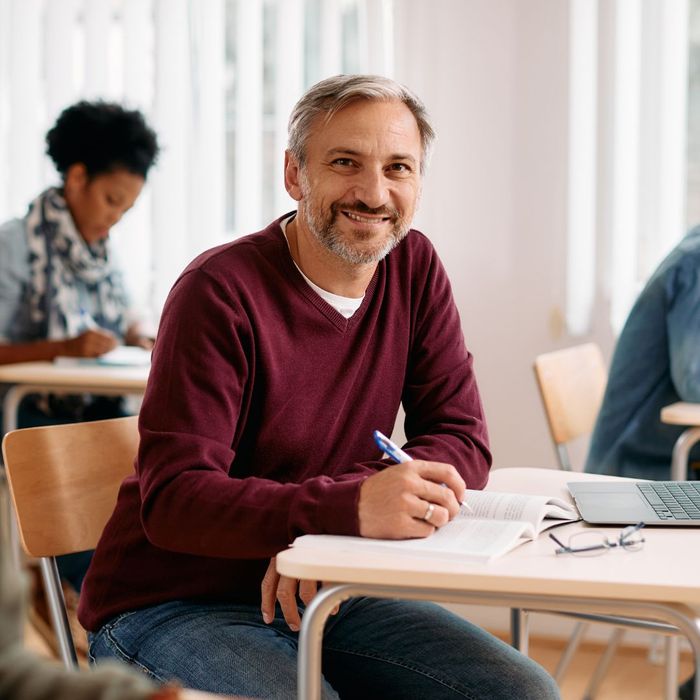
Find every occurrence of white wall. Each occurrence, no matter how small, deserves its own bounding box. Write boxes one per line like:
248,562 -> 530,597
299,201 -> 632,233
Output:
394,0 -> 616,471
391,0 -> 691,647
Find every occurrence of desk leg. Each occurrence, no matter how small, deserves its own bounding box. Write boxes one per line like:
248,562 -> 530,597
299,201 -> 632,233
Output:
2,384 -> 29,434
664,635 -> 680,700
298,585 -> 354,700
296,585 -> 700,700
671,427 -> 700,481
510,608 -> 529,654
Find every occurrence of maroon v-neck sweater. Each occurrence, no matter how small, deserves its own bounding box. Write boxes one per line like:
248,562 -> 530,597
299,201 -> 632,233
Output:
79,216 -> 491,631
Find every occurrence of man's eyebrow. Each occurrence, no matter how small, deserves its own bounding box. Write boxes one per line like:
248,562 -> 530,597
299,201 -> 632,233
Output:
325,147 -> 417,163
325,148 -> 362,159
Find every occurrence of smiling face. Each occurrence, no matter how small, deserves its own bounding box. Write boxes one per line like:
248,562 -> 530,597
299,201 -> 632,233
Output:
63,164 -> 145,245
285,99 -> 423,266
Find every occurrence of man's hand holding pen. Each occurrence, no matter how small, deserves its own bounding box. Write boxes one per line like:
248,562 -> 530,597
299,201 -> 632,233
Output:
260,461 -> 466,631
260,430 -> 467,631
357,460 -> 466,539
364,429 -> 470,537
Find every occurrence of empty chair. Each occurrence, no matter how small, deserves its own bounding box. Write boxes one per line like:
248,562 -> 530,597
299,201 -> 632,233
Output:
533,344 -> 679,699
1,416 -> 138,668
533,342 -> 607,472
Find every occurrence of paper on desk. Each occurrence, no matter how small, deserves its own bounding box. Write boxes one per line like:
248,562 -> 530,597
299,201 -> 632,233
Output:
293,520 -> 533,563
54,345 -> 151,367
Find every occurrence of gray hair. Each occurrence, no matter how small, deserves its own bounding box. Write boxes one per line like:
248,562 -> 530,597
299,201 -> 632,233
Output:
287,74 -> 435,174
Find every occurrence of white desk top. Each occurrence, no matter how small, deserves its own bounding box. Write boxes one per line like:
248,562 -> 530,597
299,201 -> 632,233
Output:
277,467 -> 700,606
661,401 -> 700,426
0,361 -> 149,392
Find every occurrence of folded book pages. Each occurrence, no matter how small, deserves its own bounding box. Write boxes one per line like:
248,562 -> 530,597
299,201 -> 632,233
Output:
293,489 -> 578,562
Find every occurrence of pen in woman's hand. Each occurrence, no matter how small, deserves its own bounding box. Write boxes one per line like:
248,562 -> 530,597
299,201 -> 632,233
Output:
78,306 -> 99,331
372,430 -> 474,514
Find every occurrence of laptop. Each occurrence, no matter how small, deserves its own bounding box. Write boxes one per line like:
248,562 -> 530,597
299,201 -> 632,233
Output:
567,480 -> 700,526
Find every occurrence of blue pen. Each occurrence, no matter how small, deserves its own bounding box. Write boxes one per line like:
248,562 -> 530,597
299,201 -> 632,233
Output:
373,429 -> 412,463
78,307 -> 98,331
372,430 -> 473,513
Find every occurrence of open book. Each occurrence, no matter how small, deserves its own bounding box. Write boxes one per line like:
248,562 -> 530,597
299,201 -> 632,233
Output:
293,489 -> 579,563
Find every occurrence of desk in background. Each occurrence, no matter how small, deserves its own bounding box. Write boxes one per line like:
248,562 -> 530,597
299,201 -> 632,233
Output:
661,402 -> 700,481
0,361 -> 149,434
0,361 -> 149,566
277,467 -> 700,700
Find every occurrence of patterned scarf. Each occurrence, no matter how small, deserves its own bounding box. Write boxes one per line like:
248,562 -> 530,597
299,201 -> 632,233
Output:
24,188 -> 128,340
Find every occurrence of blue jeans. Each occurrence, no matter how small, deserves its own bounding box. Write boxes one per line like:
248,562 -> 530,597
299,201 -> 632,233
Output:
89,597 -> 559,699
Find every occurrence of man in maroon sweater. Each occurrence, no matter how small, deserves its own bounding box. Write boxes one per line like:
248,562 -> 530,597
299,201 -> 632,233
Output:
82,75 -> 559,699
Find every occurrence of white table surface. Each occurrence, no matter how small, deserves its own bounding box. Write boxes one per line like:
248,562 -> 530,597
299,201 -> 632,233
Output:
279,467 -> 700,603
277,467 -> 700,699
661,401 -> 700,426
0,361 -> 149,434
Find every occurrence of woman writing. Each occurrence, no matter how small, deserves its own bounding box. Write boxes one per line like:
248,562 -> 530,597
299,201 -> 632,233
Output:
0,100 -> 159,427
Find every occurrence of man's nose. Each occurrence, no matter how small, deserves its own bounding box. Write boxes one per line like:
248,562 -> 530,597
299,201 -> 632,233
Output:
352,168 -> 389,209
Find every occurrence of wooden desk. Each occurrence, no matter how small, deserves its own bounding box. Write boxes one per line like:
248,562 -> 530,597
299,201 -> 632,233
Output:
661,402 -> 700,481
277,467 -> 700,700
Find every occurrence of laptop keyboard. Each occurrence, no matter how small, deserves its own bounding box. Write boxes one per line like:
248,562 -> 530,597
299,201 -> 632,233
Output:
637,481 -> 700,520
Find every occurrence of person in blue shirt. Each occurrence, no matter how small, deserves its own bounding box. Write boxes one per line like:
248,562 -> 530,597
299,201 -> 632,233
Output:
586,226 -> 700,481
585,228 -> 700,700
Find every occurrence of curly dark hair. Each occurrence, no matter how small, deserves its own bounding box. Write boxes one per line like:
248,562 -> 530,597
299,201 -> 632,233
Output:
46,100 -> 159,179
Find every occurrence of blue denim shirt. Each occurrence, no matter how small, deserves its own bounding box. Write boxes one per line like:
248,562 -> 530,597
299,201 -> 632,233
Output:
586,226 -> 700,479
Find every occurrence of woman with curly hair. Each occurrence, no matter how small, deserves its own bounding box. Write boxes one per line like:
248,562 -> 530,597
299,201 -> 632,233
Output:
0,100 -> 159,373
0,101 -> 159,597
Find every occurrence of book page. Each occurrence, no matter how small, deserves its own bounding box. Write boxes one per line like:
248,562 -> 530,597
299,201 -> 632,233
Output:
461,490 -> 577,533
294,519 -> 533,563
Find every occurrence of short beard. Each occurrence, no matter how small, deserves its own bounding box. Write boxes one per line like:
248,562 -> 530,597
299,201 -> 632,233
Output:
299,173 -> 411,265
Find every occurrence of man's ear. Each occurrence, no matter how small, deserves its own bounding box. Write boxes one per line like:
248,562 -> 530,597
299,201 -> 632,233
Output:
64,163 -> 88,196
284,151 -> 303,202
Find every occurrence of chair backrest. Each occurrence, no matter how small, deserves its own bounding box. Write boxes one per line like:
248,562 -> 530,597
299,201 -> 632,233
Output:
1,415 -> 138,558
533,343 -> 607,471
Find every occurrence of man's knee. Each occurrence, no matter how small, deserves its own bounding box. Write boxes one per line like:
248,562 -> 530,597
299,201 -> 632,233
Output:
510,658 -> 560,700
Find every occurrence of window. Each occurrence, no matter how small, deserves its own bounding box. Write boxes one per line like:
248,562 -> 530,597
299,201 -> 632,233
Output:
687,0 -> 700,226
564,0 -> 688,336
0,0 -> 394,320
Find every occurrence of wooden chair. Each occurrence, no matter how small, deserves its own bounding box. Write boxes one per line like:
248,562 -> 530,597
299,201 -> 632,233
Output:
533,344 -> 680,699
1,416 -> 138,668
533,342 -> 607,471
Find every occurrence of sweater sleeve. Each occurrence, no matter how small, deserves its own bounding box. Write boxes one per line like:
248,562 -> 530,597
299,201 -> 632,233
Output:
400,245 -> 492,490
